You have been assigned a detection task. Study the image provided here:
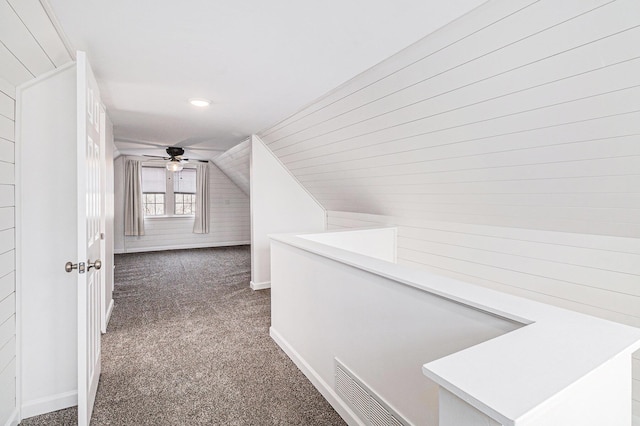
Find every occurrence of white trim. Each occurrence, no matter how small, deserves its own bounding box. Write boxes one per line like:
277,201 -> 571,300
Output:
104,299 -> 114,332
115,241 -> 250,254
270,327 -> 363,426
14,83 -> 22,426
15,62 -> 75,91
3,408 -> 18,426
250,280 -> 271,291
21,390 -> 77,420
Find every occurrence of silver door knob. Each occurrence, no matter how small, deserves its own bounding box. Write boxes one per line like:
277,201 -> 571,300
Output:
65,262 -> 77,273
88,259 -> 102,270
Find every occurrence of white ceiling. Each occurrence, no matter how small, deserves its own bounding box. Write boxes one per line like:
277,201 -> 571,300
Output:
47,0 -> 486,159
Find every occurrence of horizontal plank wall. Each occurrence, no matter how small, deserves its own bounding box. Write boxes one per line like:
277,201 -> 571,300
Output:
114,158 -> 250,253
211,139 -> 250,195
0,0 -> 71,424
258,0 -> 640,421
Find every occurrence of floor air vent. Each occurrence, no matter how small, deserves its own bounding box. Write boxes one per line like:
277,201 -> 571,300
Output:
335,359 -> 409,426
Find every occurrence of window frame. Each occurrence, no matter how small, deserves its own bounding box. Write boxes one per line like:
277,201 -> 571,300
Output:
141,164 -> 197,218
143,192 -> 166,217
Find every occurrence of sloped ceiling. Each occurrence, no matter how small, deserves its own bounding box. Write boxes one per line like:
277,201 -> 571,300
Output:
211,139 -> 250,195
257,0 -> 640,237
45,0 -> 488,159
0,0 -> 71,87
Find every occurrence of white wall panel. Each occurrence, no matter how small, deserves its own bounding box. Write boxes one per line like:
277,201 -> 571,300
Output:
0,163 -> 14,185
0,293 -> 14,325
0,337 -> 15,376
328,208 -> 640,417
0,91 -> 14,120
0,1 -> 54,77
0,78 -> 15,99
0,139 -> 15,165
0,314 -> 14,349
260,0 -> 640,419
0,229 -> 14,255
0,273 -> 14,302
115,162 -> 250,253
0,251 -> 12,283
0,115 -> 14,142
0,358 -> 15,424
211,139 -> 250,195
6,0 -> 72,67
0,44 -> 33,86
250,135 -> 325,288
0,207 -> 13,231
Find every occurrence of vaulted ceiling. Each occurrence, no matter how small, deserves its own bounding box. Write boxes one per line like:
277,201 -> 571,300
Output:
46,0 -> 487,160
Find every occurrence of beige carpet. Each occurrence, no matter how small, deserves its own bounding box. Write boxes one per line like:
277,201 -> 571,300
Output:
22,246 -> 345,425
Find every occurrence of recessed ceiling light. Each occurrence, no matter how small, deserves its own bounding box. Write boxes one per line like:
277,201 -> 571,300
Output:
189,98 -> 211,107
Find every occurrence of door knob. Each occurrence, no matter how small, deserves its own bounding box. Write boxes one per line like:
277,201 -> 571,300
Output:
65,261 -> 86,273
88,259 -> 102,270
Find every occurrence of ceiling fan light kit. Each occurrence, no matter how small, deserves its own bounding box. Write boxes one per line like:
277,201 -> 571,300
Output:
144,146 -> 207,171
166,159 -> 184,172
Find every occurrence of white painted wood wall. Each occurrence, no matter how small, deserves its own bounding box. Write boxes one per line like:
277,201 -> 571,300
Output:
249,135 -> 325,289
257,0 -> 640,421
0,1 -> 72,423
113,158 -> 250,253
212,139 -> 250,195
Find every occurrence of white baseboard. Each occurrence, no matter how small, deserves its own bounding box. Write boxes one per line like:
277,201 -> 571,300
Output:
3,408 -> 19,426
269,327 -> 363,426
21,390 -> 77,420
118,241 -> 250,254
250,280 -> 271,290
105,298 -> 114,330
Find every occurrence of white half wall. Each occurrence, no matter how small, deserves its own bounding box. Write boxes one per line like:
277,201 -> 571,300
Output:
249,135 -> 325,289
257,0 -> 640,419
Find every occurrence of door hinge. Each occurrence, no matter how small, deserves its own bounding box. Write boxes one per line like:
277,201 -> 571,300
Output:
100,232 -> 105,240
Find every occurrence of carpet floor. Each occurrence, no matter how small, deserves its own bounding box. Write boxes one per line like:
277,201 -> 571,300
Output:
22,246 -> 345,425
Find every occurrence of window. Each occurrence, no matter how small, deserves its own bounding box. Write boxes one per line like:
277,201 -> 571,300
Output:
173,169 -> 196,215
141,166 -> 197,217
142,167 -> 166,216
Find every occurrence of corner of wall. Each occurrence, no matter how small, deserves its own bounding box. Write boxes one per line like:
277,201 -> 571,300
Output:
249,135 -> 326,287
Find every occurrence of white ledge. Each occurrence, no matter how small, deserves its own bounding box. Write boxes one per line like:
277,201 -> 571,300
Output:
270,230 -> 640,426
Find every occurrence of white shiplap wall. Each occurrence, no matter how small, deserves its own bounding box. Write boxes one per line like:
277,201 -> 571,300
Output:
0,0 -> 71,423
211,139 -> 250,195
114,159 -> 250,253
258,0 -> 640,420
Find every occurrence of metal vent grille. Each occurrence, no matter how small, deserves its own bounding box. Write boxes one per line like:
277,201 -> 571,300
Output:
335,359 -> 410,426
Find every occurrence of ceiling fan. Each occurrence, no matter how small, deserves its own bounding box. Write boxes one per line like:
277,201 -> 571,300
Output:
144,147 -> 208,172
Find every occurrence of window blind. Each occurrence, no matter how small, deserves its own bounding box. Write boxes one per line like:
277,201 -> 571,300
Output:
141,167 -> 166,193
174,168 -> 196,193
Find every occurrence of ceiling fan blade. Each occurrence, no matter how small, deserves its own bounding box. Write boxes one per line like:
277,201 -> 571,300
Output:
143,154 -> 170,159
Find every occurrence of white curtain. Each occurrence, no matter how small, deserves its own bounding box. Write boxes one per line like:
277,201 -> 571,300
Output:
193,163 -> 209,234
124,159 -> 145,236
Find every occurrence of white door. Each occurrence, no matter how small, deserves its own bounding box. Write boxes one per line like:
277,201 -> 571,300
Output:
76,51 -> 103,426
